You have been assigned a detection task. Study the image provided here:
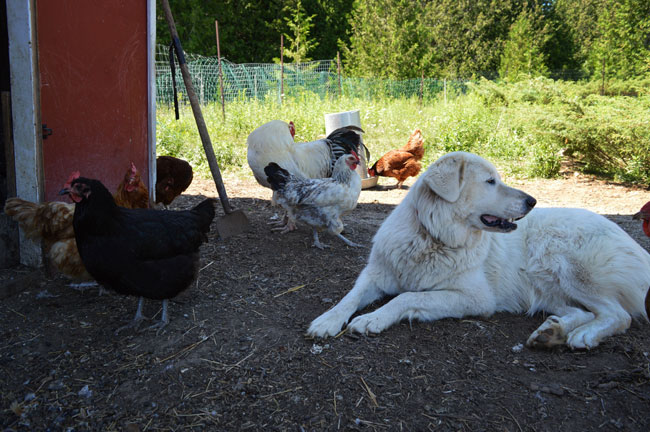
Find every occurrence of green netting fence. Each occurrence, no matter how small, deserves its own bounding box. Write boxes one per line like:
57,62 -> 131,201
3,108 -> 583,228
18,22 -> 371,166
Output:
155,44 -> 469,105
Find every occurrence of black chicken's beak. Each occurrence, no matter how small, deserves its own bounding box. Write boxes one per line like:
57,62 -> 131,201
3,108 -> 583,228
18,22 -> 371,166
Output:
59,188 -> 70,196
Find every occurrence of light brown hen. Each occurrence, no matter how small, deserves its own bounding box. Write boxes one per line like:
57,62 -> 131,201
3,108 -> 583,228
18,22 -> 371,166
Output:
368,129 -> 424,189
4,172 -> 91,282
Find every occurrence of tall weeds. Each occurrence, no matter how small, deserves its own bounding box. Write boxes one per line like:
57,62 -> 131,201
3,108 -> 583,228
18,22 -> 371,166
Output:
156,78 -> 650,183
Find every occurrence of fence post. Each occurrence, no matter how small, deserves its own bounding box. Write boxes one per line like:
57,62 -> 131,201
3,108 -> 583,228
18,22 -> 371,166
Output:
280,35 -> 284,105
199,72 -> 204,105
419,71 -> 423,107
600,57 -> 606,95
215,20 -> 226,121
444,79 -> 447,104
336,51 -> 342,98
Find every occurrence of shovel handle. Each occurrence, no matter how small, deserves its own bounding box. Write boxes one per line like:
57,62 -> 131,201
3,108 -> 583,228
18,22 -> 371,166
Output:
160,0 -> 234,214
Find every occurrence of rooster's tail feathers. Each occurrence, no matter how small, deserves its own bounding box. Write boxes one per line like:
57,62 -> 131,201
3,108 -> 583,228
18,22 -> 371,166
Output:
326,128 -> 362,155
264,162 -> 291,191
325,127 -> 367,176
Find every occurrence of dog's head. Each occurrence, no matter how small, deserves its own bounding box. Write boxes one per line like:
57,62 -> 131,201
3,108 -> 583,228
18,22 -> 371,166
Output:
417,152 -> 536,235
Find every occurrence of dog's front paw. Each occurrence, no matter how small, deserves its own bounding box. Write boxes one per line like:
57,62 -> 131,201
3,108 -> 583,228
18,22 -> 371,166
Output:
347,312 -> 390,335
308,309 -> 348,338
526,316 -> 567,348
566,328 -> 600,350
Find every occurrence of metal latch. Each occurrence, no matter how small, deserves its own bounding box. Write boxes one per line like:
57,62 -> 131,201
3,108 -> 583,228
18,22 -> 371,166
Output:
42,124 -> 53,139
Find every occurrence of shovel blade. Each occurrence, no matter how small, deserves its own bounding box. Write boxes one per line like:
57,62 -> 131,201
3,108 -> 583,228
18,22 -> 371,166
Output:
215,210 -> 250,239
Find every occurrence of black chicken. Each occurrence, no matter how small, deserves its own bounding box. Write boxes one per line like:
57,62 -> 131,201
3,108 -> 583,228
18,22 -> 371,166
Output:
60,177 -> 216,333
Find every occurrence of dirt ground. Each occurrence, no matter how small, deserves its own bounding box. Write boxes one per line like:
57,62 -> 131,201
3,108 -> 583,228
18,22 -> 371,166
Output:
1,171 -> 650,431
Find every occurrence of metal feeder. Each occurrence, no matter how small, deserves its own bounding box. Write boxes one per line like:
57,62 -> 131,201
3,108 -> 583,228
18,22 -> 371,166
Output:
324,110 -> 378,189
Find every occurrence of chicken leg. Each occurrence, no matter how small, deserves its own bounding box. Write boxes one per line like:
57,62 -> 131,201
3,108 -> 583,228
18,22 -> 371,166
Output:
312,230 -> 330,249
336,233 -> 364,248
115,297 -> 145,335
268,212 -> 297,233
272,218 -> 297,234
312,229 -> 363,249
146,299 -> 170,331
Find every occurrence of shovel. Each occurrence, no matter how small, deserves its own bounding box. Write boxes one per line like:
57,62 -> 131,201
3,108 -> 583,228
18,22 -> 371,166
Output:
161,0 -> 249,238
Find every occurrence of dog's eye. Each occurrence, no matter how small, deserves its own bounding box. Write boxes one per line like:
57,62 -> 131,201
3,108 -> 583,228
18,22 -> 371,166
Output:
486,178 -> 495,185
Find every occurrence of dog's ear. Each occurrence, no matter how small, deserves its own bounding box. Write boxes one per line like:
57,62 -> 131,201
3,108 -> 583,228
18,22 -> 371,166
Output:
424,154 -> 465,202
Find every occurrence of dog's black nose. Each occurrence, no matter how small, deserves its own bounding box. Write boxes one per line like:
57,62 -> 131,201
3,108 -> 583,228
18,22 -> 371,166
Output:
526,196 -> 537,209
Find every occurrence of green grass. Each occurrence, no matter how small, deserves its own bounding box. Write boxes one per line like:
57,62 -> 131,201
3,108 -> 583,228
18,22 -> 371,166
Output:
156,78 -> 650,184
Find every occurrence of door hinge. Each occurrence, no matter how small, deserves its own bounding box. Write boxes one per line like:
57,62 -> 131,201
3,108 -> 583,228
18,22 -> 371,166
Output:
42,124 -> 53,139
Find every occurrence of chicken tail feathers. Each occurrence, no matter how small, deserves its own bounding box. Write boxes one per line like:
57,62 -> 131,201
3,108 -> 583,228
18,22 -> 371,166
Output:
325,127 -> 370,176
191,198 -> 217,232
4,197 -> 74,240
264,162 -> 292,191
326,127 -> 362,156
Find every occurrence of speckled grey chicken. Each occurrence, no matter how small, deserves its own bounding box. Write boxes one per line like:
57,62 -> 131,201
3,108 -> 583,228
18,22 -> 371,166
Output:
264,153 -> 362,249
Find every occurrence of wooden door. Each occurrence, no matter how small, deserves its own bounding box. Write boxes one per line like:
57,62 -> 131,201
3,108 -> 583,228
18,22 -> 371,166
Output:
37,0 -> 150,201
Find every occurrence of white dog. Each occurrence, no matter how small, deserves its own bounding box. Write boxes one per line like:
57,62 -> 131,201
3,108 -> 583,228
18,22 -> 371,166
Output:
308,151 -> 650,349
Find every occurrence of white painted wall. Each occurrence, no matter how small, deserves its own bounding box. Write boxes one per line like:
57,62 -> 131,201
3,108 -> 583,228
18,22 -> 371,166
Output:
147,0 -> 157,203
6,0 -> 43,266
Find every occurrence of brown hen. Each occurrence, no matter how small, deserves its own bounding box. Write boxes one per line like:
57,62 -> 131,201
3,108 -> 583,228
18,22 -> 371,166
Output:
114,162 -> 150,209
4,172 -> 91,283
155,156 -> 193,206
368,129 -> 424,189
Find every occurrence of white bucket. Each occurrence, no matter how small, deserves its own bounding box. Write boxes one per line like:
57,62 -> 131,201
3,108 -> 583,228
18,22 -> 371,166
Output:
324,109 -> 361,135
324,110 -> 377,188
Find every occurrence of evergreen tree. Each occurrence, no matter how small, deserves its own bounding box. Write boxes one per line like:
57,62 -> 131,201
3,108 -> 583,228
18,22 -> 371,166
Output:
422,0 -> 523,79
306,0 -> 355,61
281,0 -> 319,63
552,0 -> 602,76
157,0 -> 286,62
341,0 -> 430,79
588,0 -> 650,81
499,8 -> 550,81
157,0 -> 352,63
156,0 -> 650,79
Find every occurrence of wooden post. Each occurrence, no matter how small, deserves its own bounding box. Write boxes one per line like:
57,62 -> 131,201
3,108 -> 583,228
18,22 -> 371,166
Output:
601,57 -> 606,95
215,20 -> 226,121
419,70 -> 424,107
444,79 -> 447,104
337,51 -> 342,98
280,35 -> 284,104
199,72 -> 204,105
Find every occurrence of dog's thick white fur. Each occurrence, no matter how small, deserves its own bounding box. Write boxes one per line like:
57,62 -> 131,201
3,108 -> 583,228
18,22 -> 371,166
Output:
308,151 -> 650,349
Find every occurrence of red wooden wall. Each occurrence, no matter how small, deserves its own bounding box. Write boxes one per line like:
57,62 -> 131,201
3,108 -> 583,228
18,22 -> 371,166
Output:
37,0 -> 150,201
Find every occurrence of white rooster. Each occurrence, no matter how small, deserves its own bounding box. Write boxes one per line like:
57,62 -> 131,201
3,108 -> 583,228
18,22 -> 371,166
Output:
263,153 -> 362,249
